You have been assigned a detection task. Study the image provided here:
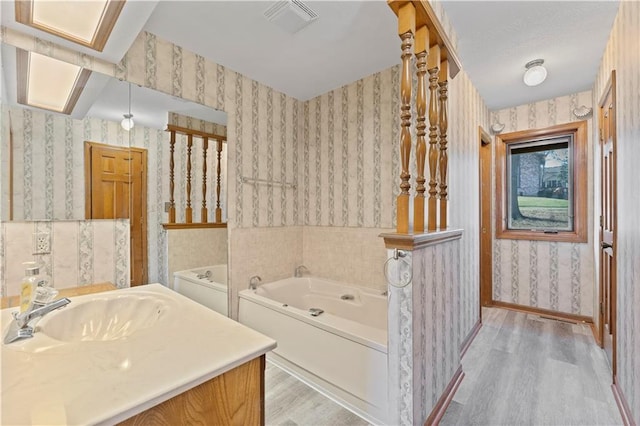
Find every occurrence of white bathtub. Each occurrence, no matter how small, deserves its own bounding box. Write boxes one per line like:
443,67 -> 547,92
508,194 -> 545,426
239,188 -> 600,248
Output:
238,277 -> 388,425
172,265 -> 228,316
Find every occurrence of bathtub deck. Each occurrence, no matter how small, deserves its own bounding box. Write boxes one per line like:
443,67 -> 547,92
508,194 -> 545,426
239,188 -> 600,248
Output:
265,362 -> 368,426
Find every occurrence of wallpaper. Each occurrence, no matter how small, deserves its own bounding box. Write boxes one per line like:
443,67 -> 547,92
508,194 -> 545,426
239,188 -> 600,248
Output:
0,219 -> 129,297
593,1 -> 640,421
492,91 -> 595,317
301,65 -> 488,347
4,105 -> 228,286
387,235 -> 462,425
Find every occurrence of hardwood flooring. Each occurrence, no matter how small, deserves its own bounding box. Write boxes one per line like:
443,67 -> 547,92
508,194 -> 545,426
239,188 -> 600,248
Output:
440,307 -> 623,426
264,362 -> 368,426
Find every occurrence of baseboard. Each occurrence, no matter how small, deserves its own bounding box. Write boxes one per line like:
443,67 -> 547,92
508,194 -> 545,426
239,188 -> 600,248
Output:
491,301 -> 593,324
424,366 -> 464,426
460,318 -> 482,359
612,381 -> 636,426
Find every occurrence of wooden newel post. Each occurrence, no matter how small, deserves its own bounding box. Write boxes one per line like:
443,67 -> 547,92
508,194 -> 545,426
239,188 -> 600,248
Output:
427,44 -> 441,231
414,25 -> 429,233
169,130 -> 176,223
201,137 -> 209,223
438,60 -> 449,229
185,134 -> 193,223
396,2 -> 415,234
215,139 -> 223,223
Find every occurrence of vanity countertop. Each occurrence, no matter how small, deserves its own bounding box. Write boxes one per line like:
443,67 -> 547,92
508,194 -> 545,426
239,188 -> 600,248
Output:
0,283 -> 277,425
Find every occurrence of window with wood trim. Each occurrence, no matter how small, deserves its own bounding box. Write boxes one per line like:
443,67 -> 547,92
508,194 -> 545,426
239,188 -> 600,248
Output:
495,121 -> 588,243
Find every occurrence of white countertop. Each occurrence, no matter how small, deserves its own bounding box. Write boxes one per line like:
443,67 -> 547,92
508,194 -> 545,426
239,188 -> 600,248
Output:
0,284 -> 277,425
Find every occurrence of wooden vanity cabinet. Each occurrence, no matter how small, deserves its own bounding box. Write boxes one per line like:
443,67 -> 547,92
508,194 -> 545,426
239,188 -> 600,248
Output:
119,355 -> 265,426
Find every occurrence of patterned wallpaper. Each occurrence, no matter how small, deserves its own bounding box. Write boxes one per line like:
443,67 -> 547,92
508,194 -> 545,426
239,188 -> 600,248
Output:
0,219 -> 129,297
301,64 -> 488,345
4,105 -> 228,285
492,91 -> 595,317
593,1 -> 639,421
387,235 -> 462,425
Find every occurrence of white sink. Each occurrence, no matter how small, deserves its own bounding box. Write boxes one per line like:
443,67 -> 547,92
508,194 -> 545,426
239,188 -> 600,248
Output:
38,294 -> 174,342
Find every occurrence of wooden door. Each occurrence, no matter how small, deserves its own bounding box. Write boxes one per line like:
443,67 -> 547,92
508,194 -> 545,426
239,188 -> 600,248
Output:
479,127 -> 493,310
85,142 -> 147,286
599,71 -> 616,378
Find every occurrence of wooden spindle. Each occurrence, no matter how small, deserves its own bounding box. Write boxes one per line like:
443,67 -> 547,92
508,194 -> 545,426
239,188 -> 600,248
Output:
414,25 -> 429,234
438,60 -> 449,229
427,44 -> 441,231
185,134 -> 193,223
396,2 -> 415,234
215,139 -> 223,223
201,137 -> 208,223
169,130 -> 176,223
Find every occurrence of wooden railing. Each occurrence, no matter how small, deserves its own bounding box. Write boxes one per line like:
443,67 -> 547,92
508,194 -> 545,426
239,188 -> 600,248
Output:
164,125 -> 226,229
388,0 -> 461,234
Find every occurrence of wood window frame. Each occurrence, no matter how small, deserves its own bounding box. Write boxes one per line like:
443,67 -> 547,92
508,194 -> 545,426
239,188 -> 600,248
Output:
495,120 -> 588,243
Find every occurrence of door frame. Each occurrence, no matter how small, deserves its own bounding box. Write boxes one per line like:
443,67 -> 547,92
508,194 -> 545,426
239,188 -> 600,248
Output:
479,126 -> 493,312
598,70 -> 617,379
84,141 -> 148,286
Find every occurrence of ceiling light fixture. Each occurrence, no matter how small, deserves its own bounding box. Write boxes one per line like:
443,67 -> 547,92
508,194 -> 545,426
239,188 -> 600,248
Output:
121,114 -> 134,131
523,59 -> 547,87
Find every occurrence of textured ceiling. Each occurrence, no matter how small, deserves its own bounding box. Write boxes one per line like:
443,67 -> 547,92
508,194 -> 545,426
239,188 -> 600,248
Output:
143,1 -> 400,101
440,1 -> 620,110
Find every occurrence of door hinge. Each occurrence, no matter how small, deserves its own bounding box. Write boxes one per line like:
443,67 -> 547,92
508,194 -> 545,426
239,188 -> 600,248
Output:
600,215 -> 603,228
600,301 -> 604,315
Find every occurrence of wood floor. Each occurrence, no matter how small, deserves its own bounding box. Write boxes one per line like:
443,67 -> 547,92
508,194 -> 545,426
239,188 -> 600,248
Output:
440,307 -> 623,426
264,362 -> 368,426
264,307 -> 622,426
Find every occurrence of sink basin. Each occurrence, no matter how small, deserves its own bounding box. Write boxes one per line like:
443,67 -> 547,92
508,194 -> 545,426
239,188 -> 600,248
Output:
38,294 -> 173,342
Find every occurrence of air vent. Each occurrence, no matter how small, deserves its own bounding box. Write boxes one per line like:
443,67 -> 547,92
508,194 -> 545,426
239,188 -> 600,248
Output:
264,0 -> 318,34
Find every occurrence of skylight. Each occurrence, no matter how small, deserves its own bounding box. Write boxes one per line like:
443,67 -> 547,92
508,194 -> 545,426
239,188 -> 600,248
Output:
15,0 -> 125,52
17,50 -> 91,114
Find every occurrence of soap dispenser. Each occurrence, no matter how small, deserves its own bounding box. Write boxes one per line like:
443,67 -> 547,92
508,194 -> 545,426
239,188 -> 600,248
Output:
19,262 -> 40,313
20,262 -> 57,312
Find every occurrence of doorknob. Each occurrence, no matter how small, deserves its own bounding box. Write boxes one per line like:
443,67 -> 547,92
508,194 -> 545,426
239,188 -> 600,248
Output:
601,242 -> 613,249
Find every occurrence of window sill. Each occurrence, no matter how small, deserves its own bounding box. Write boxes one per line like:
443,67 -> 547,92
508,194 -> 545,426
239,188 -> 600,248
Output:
496,228 -> 587,243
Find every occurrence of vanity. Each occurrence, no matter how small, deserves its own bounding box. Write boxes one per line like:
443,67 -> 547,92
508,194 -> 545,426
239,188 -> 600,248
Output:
0,284 -> 276,425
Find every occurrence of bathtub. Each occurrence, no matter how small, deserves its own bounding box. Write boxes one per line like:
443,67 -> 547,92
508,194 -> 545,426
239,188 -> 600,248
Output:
238,277 -> 388,425
172,265 -> 228,316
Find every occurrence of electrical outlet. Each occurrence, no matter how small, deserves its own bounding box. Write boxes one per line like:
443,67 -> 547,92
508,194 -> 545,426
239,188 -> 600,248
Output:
33,232 -> 50,255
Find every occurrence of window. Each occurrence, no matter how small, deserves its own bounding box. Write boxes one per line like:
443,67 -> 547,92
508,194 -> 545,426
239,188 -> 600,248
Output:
496,121 -> 588,242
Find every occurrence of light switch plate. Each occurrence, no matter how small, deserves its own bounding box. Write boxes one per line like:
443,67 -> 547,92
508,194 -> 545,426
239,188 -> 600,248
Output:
33,232 -> 50,254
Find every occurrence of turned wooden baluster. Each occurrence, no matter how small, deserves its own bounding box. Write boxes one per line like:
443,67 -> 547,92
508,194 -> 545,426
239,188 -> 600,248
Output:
185,134 -> 193,223
396,3 -> 415,234
169,130 -> 176,223
215,139 -> 223,223
201,137 -> 209,223
427,45 -> 441,231
438,60 -> 449,229
414,25 -> 429,233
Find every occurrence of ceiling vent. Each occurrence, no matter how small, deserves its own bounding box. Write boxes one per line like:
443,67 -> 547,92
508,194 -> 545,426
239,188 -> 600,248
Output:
264,0 -> 318,34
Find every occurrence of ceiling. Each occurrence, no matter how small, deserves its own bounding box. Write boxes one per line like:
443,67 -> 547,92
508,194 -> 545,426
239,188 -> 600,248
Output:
143,0 -> 620,109
440,1 -> 620,110
1,0 -> 622,114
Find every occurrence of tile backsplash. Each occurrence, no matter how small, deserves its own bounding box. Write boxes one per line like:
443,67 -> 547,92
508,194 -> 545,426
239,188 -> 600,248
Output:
0,219 -> 129,297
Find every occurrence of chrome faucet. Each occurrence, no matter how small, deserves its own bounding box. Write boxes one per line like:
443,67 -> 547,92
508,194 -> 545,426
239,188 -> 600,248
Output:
294,265 -> 310,278
249,275 -> 262,290
3,298 -> 71,344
